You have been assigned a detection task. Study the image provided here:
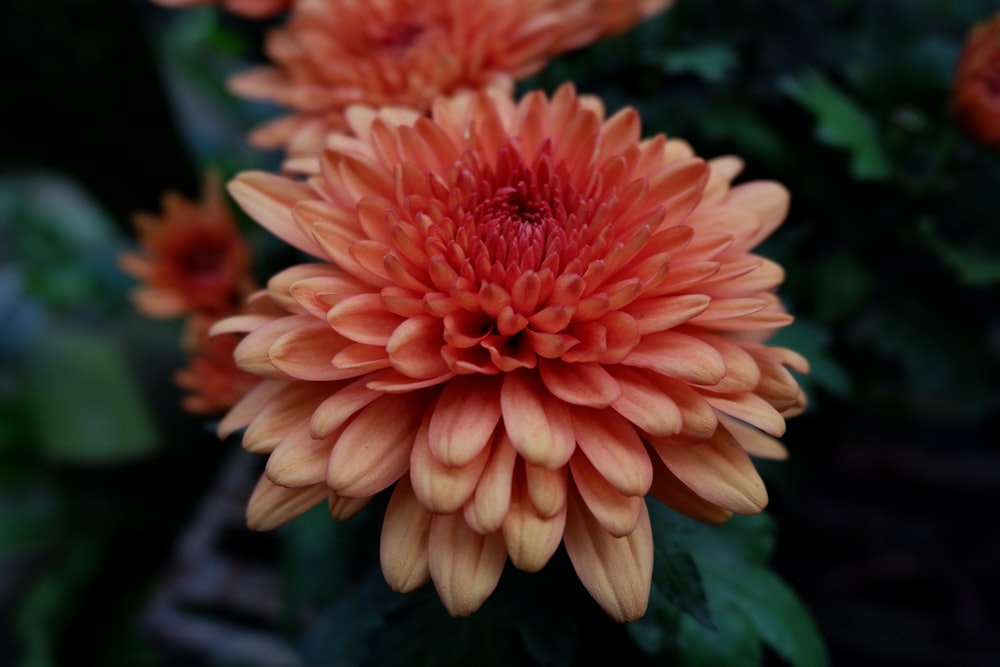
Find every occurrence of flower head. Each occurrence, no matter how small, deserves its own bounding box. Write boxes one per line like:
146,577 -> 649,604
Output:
953,12 -> 1000,148
228,0 -> 648,156
120,172 -> 256,319
151,0 -> 291,19
218,84 -> 807,622
175,331 -> 261,414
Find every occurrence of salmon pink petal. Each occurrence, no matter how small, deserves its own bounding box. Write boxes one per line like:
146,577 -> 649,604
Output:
572,408 -> 653,497
704,392 -> 786,437
234,315 -> 311,378
219,379 -> 286,439
607,367 -> 682,438
538,360 -> 622,407
327,293 -> 406,345
623,331 -> 726,385
651,428 -> 768,514
269,320 -> 361,381
411,412 -> 491,514
427,375 -> 502,467
500,371 -> 575,468
380,477 -> 432,593
503,477 -> 566,572
563,491 -> 652,623
719,414 -> 788,460
309,376 -> 381,439
327,492 -> 370,521
326,393 -> 426,497
246,476 -> 327,531
724,181 -> 790,249
523,462 -> 568,518
228,172 -> 323,257
464,432 -> 517,534
265,418 -> 334,487
386,315 -> 450,379
571,453 -> 643,537
428,512 -> 507,618
623,294 -> 711,334
365,370 -> 454,393
243,383 -> 330,453
648,455 -> 732,525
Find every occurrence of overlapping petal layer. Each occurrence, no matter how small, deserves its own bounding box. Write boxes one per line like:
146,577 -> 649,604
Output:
219,84 -> 807,621
227,0 -> 673,156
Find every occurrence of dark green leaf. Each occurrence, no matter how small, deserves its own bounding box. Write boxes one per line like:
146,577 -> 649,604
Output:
662,45 -> 738,82
781,71 -> 892,181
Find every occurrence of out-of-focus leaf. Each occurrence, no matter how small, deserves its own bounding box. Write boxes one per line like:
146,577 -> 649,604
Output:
677,596 -> 762,666
781,71 -> 892,181
662,45 -> 738,82
26,326 -> 159,464
702,105 -> 789,163
919,218 -> 1000,286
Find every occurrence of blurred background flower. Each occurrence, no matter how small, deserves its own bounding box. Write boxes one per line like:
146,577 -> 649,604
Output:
2,0 -> 1000,666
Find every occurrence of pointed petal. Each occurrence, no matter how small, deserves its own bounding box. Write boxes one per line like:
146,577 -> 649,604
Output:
572,408 -> 652,497
327,293 -> 405,345
411,412 -> 491,514
719,414 -> 788,460
427,375 -> 502,467
428,513 -> 507,617
219,379 -> 286,439
607,366 -> 682,438
326,392 -> 426,497
500,371 -> 575,468
380,477 -> 432,593
309,375 -> 381,439
246,475 -> 326,531
563,492 -> 652,623
570,453 -> 643,537
386,314 -> 450,378
229,172 -> 323,257
651,427 -> 768,514
463,432 -> 517,535
539,360 -> 622,407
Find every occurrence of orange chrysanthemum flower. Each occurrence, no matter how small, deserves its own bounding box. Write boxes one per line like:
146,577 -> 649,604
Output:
215,85 -> 807,622
228,0 -> 662,156
175,331 -> 261,414
953,12 -> 1000,148
151,0 -> 291,19
120,173 -> 256,319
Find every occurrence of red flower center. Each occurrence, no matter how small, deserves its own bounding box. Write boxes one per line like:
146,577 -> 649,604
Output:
449,143 -> 600,279
370,22 -> 425,54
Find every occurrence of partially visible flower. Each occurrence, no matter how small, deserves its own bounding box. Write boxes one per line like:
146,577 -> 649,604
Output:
599,0 -> 674,36
217,85 -> 807,622
119,172 -> 256,319
175,331 -> 260,414
150,0 -> 291,19
953,12 -> 1000,148
229,0 -> 619,156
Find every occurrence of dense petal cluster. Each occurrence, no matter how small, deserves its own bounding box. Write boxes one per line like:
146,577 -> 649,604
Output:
228,0 -> 667,156
151,0 -> 290,19
217,85 -> 807,621
119,172 -> 255,319
953,12 -> 1000,148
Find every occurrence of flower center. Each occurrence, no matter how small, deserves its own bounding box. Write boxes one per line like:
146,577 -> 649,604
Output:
369,22 -> 425,54
451,142 -> 597,281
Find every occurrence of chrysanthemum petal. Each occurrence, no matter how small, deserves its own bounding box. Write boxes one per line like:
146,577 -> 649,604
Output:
427,375 -> 502,467
309,375 -> 381,439
328,492 -> 370,521
623,330 -> 726,385
246,475 -> 326,531
380,477 -> 432,593
651,428 -> 768,514
538,360 -> 622,407
327,293 -> 405,345
386,315 -> 451,378
219,379 -> 286,439
607,366 -> 682,437
563,491 -> 652,623
464,432 -> 517,534
243,383 -> 330,453
571,453 -> 643,537
269,320 -> 361,381
500,371 -> 575,468
572,408 -> 653,497
704,392 -> 786,437
326,393 -> 426,497
229,172 -> 323,257
428,512 -> 507,618
411,412 -> 491,514
648,454 -> 732,524
503,476 -> 566,572
265,418 -> 334,487
719,414 -> 788,460
724,181 -> 790,250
